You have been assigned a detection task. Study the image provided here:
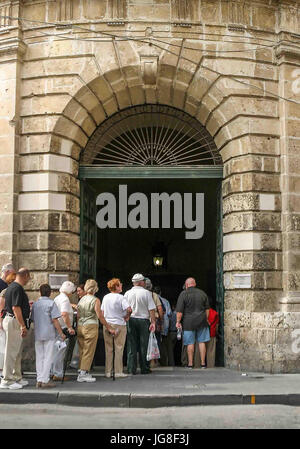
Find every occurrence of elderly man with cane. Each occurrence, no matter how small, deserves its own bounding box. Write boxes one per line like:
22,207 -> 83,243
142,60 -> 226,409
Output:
51,281 -> 76,381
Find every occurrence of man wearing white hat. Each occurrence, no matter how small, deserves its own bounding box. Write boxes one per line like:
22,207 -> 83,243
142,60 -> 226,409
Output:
51,281 -> 76,381
124,274 -> 156,375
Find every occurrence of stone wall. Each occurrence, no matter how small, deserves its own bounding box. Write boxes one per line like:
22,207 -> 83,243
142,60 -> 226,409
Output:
0,0 -> 300,372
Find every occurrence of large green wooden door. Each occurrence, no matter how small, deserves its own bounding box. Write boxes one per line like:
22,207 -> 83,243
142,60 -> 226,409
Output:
80,181 -> 97,283
79,167 -> 224,366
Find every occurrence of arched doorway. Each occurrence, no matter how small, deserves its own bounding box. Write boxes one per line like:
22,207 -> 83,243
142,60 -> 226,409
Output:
79,104 -> 224,367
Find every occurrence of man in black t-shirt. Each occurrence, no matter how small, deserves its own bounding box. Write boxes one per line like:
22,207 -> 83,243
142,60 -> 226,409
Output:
0,268 -> 31,390
176,278 -> 210,369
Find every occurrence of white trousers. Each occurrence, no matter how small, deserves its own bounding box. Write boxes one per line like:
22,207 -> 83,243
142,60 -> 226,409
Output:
51,336 -> 67,377
35,340 -> 55,383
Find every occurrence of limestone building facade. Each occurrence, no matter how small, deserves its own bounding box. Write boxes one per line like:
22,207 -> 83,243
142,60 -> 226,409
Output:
0,0 -> 300,373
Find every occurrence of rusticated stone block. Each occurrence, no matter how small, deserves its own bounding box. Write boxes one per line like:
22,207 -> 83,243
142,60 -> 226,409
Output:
252,213 -> 281,231
18,232 -> 48,251
239,328 -> 258,345
264,272 -> 283,290
223,212 -> 251,233
49,213 -> 61,231
247,291 -> 282,312
225,251 -> 279,272
20,212 -> 58,232
260,233 -> 282,250
26,271 -> 50,291
284,213 -> 300,232
54,252 -> 80,272
250,312 -> 286,330
224,155 -> 263,177
48,233 -> 80,252
275,328 -> 295,346
241,173 -> 280,193
224,290 -> 247,311
18,252 -> 53,271
252,252 -> 277,271
224,310 -> 251,329
223,193 -> 260,214
224,251 -> 253,271
66,195 -> 80,215
222,174 -> 242,196
223,211 -> 281,233
286,272 -> 300,291
257,329 -> 276,345
57,174 -> 80,196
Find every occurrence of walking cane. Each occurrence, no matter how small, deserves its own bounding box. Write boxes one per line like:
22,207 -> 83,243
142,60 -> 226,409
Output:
112,328 -> 119,381
112,333 -> 115,381
61,331 -> 76,384
61,311 -> 77,385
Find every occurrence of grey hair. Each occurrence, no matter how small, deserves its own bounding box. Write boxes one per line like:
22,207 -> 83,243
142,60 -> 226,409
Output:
1,263 -> 14,275
144,278 -> 152,291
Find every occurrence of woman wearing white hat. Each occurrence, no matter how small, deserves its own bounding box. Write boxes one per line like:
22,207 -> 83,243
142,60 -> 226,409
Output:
51,281 -> 76,381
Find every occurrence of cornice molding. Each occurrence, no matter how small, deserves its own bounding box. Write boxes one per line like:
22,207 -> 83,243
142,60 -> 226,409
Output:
275,42 -> 300,62
0,37 -> 27,58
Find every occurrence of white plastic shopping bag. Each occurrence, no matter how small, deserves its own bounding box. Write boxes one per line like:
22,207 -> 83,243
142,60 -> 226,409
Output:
55,339 -> 67,351
0,328 -> 6,370
146,331 -> 160,361
69,341 -> 79,369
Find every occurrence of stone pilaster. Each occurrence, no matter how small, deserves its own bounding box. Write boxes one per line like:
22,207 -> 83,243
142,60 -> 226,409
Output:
277,39 -> 300,312
0,1 -> 26,268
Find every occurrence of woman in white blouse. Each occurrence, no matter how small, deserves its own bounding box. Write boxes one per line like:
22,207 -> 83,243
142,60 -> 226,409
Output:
101,278 -> 131,378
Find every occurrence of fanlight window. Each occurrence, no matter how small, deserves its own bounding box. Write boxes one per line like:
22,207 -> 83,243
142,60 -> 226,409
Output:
81,105 -> 221,167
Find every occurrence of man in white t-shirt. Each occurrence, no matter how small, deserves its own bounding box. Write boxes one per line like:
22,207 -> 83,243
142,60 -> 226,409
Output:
124,274 -> 156,375
51,281 -> 76,381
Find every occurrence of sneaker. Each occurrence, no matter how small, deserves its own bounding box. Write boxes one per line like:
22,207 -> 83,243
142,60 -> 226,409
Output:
105,373 -> 111,378
187,365 -> 193,369
115,373 -> 128,378
77,373 -> 96,383
200,365 -> 207,369
18,379 -> 29,386
8,382 -> 23,390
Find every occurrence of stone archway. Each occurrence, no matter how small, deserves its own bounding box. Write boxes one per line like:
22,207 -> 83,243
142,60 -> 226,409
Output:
18,40 -> 286,372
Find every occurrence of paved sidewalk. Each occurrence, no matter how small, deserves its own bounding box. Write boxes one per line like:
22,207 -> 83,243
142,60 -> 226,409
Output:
1,367 -> 299,408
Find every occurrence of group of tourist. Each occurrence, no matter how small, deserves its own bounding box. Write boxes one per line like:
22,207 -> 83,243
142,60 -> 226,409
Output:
0,263 -> 219,390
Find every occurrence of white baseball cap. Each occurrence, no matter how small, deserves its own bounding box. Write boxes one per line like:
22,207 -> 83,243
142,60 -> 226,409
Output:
132,273 -> 145,282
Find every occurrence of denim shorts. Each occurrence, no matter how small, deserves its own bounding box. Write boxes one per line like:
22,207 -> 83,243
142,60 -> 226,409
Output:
183,327 -> 210,345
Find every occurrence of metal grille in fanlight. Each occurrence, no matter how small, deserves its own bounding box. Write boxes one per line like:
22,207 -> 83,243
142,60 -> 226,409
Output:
82,105 -> 222,167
